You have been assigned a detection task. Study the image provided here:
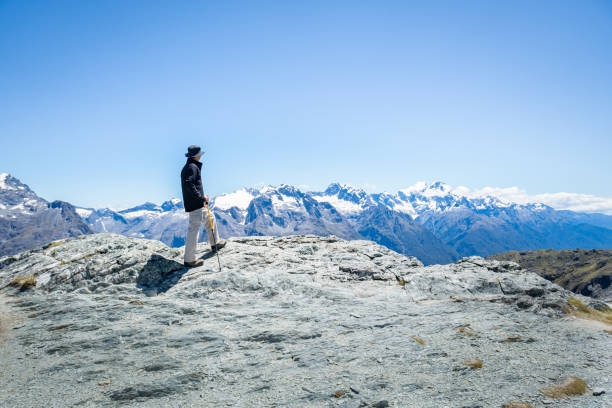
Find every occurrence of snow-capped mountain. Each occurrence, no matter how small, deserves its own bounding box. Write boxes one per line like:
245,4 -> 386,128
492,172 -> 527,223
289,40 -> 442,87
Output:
0,173 -> 92,256
77,199 -> 189,247
75,183 -> 456,264
0,173 -> 48,215
314,181 -> 519,218
310,183 -> 458,264
73,180 -> 612,265
314,181 -> 612,258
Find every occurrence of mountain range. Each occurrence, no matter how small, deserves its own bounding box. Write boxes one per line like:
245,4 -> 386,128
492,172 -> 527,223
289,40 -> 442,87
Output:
2,173 -> 612,264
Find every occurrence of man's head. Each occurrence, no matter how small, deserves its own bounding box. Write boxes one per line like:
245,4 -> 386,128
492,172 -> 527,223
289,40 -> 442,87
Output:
185,145 -> 204,160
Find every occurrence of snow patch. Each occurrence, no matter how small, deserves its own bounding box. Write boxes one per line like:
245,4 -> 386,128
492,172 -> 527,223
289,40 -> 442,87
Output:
271,194 -> 300,211
314,195 -> 364,214
214,189 -> 255,211
120,210 -> 159,219
75,208 -> 93,218
389,201 -> 418,218
0,173 -> 13,190
10,203 -> 33,214
259,186 -> 274,194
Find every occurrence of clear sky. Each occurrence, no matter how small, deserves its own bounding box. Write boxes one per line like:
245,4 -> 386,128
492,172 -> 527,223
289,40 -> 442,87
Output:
1,0 -> 611,209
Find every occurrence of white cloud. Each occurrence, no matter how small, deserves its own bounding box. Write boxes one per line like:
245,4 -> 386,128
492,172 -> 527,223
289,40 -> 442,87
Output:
454,185 -> 612,215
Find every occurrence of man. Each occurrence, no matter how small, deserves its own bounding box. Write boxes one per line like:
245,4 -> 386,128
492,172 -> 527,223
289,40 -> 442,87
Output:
181,145 -> 226,267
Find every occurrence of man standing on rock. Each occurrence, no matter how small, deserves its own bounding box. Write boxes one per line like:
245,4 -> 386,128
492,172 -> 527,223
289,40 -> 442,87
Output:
181,145 -> 226,267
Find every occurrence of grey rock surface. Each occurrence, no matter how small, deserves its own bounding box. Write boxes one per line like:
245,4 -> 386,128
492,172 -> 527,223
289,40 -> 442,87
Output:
0,233 -> 610,407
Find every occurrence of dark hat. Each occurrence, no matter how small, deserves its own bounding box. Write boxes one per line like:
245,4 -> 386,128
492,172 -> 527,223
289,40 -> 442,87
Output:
185,145 -> 204,158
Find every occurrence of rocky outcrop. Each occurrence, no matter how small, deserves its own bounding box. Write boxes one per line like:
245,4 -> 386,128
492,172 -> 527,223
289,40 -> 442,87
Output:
489,249 -> 612,301
0,234 -> 610,407
0,233 -> 581,313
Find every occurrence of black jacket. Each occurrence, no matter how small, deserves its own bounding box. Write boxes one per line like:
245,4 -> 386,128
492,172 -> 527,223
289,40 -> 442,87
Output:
181,158 -> 205,212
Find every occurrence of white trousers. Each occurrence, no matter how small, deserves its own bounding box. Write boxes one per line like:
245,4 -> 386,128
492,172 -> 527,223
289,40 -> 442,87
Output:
184,205 -> 220,262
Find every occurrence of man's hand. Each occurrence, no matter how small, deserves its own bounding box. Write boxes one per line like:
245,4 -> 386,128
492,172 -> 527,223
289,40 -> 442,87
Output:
204,195 -> 210,204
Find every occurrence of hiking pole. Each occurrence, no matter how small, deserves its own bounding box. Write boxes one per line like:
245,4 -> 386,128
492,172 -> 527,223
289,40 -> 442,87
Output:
205,202 -> 222,272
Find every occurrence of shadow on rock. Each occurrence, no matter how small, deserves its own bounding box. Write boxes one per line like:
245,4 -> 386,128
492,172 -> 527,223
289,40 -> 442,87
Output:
199,250 -> 218,260
136,254 -> 187,296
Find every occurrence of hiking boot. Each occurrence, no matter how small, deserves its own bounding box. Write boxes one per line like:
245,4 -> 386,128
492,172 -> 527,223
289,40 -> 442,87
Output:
211,239 -> 227,252
184,259 -> 204,267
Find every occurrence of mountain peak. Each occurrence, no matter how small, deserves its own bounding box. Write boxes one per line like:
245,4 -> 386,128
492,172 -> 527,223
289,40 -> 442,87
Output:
161,198 -> 184,212
429,181 -> 452,191
0,173 -> 32,192
118,202 -> 162,214
259,184 -> 301,196
399,181 -> 454,197
322,182 -> 367,199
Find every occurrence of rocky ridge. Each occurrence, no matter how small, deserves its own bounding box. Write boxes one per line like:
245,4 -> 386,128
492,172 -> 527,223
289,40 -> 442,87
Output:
0,233 -> 610,407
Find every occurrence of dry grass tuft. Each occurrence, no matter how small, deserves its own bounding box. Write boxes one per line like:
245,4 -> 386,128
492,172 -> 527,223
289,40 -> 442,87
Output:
333,391 -> 345,398
502,402 -> 533,408
462,358 -> 483,368
49,324 -> 70,331
539,376 -> 588,398
458,327 -> 475,336
43,240 -> 65,250
7,276 -> 36,291
563,296 -> 612,326
410,335 -> 425,345
567,296 -> 591,313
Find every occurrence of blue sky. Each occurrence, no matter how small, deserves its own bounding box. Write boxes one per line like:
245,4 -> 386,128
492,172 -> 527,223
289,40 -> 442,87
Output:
1,0 -> 611,209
